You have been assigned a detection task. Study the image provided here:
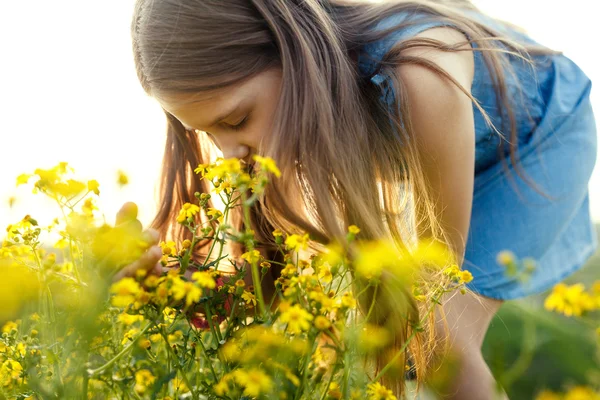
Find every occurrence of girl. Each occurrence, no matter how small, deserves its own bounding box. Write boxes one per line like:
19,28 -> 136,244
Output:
119,0 -> 598,398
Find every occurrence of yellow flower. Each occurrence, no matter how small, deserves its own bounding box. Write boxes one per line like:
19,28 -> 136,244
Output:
241,249 -> 262,265
87,179 -> 100,195
117,313 -> 144,326
176,203 -> 200,223
163,307 -> 177,324
134,370 -> 156,394
216,157 -> 242,176
194,163 -> 210,176
16,342 -> 26,357
172,376 -> 189,393
160,241 -> 177,256
366,382 -> 397,400
564,386 -> 600,400
535,390 -> 562,400
318,262 -> 333,283
149,333 -> 162,343
214,180 -> 233,194
252,155 -> 281,178
354,239 -> 413,282
2,321 -> 18,334
0,360 -> 23,388
51,179 -> 87,199
206,208 -> 223,223
121,328 -> 140,345
544,283 -> 596,317
168,330 -> 183,344
459,270 -> 473,284
81,197 -> 98,217
272,229 -> 283,238
410,238 -> 456,270
496,250 -> 516,266
213,375 -> 232,396
220,341 -> 242,362
328,382 -> 342,399
285,234 -> 310,252
242,291 -> 257,307
138,339 -> 152,350
16,173 -> 31,186
192,271 -> 216,289
359,324 -> 392,353
110,278 -> 141,308
348,225 -> 360,235
279,304 -> 314,334
171,277 -> 202,307
339,292 -> 357,309
117,170 -> 129,186
313,315 -> 331,330
232,368 -> 273,398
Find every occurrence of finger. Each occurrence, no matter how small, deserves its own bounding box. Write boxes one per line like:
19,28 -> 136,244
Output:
151,263 -> 163,276
142,228 -> 160,245
116,202 -> 138,226
112,245 -> 162,282
119,218 -> 143,234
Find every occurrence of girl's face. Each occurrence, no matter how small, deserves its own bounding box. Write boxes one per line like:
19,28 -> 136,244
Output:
157,67 -> 283,163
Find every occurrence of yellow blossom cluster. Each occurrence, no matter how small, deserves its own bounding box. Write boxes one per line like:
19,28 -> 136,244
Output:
544,282 -> 599,317
109,268 -> 219,310
535,385 -> 600,400
1,158 -> 463,399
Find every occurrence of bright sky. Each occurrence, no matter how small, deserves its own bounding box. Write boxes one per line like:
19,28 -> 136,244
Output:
1,1 -> 598,233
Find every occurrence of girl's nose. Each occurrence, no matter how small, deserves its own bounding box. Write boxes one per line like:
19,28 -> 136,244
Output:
221,144 -> 250,161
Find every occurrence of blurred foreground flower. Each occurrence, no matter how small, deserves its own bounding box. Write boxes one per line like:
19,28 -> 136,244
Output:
0,158 -> 473,399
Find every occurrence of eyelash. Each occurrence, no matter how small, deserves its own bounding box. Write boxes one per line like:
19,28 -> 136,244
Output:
228,115 -> 249,131
190,114 -> 249,138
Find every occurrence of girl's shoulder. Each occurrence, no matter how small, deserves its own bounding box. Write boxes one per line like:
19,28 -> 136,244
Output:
356,7 -> 541,79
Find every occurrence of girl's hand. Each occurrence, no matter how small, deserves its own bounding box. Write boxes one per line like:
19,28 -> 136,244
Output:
111,202 -> 163,282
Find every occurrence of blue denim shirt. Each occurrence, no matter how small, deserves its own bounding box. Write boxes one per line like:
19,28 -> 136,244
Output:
357,9 -> 598,299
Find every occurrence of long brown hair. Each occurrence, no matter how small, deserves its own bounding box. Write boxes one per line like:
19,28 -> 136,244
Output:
131,0 -> 554,396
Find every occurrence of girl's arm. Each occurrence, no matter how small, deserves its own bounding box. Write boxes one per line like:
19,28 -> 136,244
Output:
395,28 -> 507,400
395,26 -> 475,267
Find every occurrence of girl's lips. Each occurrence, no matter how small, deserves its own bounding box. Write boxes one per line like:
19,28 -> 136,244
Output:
188,274 -> 232,331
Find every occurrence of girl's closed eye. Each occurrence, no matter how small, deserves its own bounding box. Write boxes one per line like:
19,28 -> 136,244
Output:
226,114 -> 250,131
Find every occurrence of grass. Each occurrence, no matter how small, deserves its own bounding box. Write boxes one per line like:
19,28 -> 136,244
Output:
482,224 -> 600,398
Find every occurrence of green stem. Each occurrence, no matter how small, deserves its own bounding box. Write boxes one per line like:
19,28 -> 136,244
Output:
87,322 -> 153,377
192,329 -> 220,380
364,284 -> 379,322
341,349 -> 351,399
204,302 -> 223,343
294,335 -> 316,400
33,244 -> 65,391
223,299 -> 239,339
319,360 -> 340,400
81,374 -> 89,400
240,190 -> 266,319
353,281 -> 373,302
159,329 -> 198,400
334,270 -> 348,295
57,201 -> 82,283
201,226 -> 221,270
499,314 -> 536,390
180,236 -> 199,274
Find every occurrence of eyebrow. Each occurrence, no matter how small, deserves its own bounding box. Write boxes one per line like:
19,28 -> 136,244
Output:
181,104 -> 239,132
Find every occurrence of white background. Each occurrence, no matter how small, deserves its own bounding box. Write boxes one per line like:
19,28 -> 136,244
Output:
1,0 -> 598,232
